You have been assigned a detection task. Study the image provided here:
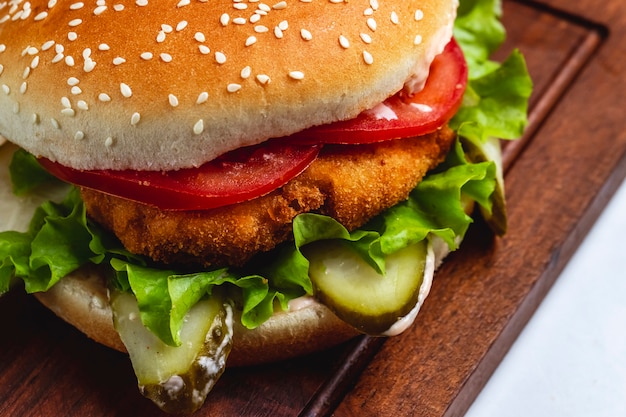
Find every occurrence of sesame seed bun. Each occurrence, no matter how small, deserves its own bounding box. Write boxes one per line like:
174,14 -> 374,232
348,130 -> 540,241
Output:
0,0 -> 457,171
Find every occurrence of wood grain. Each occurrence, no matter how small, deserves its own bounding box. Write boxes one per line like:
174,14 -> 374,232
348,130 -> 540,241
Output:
1,0 -> 625,416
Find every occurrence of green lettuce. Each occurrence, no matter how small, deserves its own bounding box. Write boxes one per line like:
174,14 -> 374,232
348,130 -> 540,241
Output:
0,0 -> 532,347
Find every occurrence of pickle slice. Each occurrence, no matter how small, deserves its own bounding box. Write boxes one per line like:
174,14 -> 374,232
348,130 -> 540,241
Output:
304,240 -> 429,335
110,291 -> 233,414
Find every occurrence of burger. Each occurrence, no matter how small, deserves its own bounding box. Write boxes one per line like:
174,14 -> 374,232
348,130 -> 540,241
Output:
0,0 -> 531,413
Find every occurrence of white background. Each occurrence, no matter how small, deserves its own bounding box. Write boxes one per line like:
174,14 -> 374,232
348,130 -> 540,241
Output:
465,178 -> 626,417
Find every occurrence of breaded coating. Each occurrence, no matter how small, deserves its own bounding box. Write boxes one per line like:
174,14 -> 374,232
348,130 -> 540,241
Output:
80,127 -> 455,268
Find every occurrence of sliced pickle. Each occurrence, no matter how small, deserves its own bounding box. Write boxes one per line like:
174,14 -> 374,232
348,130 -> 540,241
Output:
304,240 -> 428,335
110,290 -> 233,414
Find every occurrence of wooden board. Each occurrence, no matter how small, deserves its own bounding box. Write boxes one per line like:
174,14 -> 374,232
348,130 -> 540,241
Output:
1,0 -> 625,416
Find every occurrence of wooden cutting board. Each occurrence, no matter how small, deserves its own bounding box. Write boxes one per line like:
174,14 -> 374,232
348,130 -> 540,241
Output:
1,0 -> 625,416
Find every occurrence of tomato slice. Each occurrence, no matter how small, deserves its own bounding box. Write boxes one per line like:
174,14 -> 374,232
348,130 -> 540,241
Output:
39,140 -> 320,211
39,38 -> 466,211
289,38 -> 467,144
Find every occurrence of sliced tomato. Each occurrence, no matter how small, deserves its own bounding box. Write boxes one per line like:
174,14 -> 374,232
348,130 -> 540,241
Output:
39,140 -> 320,211
39,38 -> 466,211
289,38 -> 468,145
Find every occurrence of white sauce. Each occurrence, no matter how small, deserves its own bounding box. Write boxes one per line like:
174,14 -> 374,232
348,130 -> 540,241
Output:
363,102 -> 398,121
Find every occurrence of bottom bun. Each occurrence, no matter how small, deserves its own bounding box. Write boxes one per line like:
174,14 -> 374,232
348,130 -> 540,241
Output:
33,235 -> 457,367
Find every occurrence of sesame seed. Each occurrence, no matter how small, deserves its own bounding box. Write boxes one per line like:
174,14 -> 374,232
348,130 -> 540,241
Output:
113,4 -> 124,11
391,11 -> 399,24
136,0 -> 148,7
256,74 -> 271,85
1,84 -> 9,94
68,18 -> 82,27
215,51 -> 226,64
113,57 -> 126,65
233,2 -> 247,9
55,44 -> 64,53
68,77 -> 80,86
156,31 -> 166,43
140,52 -> 153,60
339,35 -> 350,49
32,113 -> 40,124
30,56 -> 40,69
273,1 -> 287,9
198,45 -> 210,54
220,13 -> 229,26
13,102 -> 20,114
245,36 -> 257,46
329,0 -> 343,3
197,92 -> 209,104
70,2 -> 84,10
131,112 -> 141,125
104,137 -> 114,147
160,53 -> 173,62
194,32 -> 206,42
61,97 -> 72,108
177,0 -> 190,7
20,81 -> 27,94
254,25 -> 269,33
176,20 -> 188,31
94,5 -> 107,15
414,35 -> 422,45
227,83 -> 241,93
51,118 -> 60,129
363,50 -> 374,65
83,58 -> 96,72
26,46 -> 39,55
278,20 -> 288,30
168,94 -> 179,107
258,3 -> 270,12
98,43 -> 110,51
370,0 -> 379,10
289,71 -> 304,80
71,86 -> 82,95
34,11 -> 48,20
0,65 -> 3,76
161,24 -> 173,33
120,83 -> 132,98
367,18 -> 377,31
68,32 -> 78,41
65,56 -> 75,66
77,100 -> 88,110
23,67 -> 31,79
193,119 -> 204,135
274,27 -> 284,38
42,40 -> 55,51
414,9 -> 424,21
250,13 -> 261,23
61,108 -> 75,117
51,53 -> 63,63
364,7 -> 373,16
98,93 -> 111,102
75,131 -> 85,140
360,33 -> 372,43
233,17 -> 246,24
241,66 -> 252,79
301,29 -> 312,40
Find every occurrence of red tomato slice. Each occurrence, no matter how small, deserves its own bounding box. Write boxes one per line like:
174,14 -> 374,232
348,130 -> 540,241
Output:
39,140 -> 320,211
289,38 -> 467,144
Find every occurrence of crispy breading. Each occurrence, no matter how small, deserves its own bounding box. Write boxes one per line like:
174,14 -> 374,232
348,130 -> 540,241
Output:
80,127 -> 455,268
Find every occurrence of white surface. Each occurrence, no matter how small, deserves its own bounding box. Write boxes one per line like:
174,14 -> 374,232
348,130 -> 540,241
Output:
465,179 -> 626,417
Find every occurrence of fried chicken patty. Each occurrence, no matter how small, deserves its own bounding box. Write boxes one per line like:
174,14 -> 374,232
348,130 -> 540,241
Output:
80,127 -> 456,268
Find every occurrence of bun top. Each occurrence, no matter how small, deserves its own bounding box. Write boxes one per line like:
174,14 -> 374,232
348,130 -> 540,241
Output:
0,0 -> 457,170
